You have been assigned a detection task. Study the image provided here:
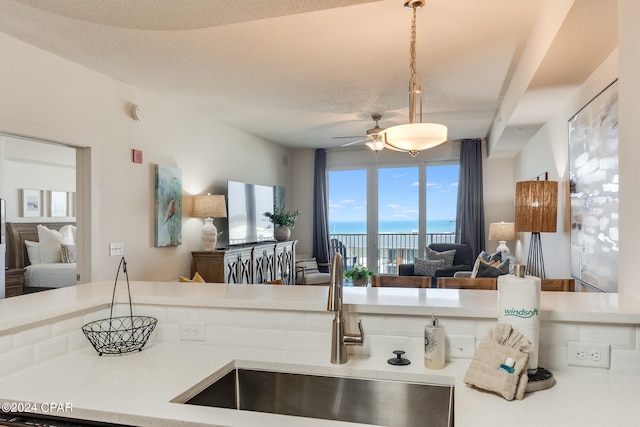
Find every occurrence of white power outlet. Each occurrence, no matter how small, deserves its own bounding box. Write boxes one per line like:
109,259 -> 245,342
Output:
179,321 -> 205,342
567,341 -> 610,368
446,335 -> 476,358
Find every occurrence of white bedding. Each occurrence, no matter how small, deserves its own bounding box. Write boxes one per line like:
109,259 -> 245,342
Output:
24,263 -> 77,288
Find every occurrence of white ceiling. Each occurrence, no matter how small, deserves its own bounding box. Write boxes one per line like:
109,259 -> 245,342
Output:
0,0 -> 617,157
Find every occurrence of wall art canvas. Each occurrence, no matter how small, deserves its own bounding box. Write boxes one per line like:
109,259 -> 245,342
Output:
49,191 -> 68,217
21,189 -> 41,217
568,79 -> 618,292
154,165 -> 182,247
273,185 -> 285,211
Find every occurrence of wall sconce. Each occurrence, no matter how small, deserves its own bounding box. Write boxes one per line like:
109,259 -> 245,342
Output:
515,179 -> 558,278
192,194 -> 227,251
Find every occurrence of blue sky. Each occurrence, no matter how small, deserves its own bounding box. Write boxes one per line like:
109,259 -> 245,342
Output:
328,165 -> 459,224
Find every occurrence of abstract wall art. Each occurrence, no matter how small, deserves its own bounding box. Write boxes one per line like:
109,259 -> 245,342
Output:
154,165 -> 182,247
568,79 -> 618,292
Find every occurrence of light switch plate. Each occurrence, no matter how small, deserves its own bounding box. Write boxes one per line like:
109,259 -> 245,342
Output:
109,242 -> 123,257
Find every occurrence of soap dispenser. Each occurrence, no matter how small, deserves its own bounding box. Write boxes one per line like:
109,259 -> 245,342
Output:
424,314 -> 445,369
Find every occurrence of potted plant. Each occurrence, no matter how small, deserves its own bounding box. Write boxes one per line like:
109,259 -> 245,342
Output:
269,208 -> 301,241
344,264 -> 375,286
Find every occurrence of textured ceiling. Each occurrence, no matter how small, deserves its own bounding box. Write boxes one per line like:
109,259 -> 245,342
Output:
0,0 -> 617,157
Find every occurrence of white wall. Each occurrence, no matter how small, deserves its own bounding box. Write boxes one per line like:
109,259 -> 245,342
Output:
1,136 -> 76,221
0,33 -> 292,281
618,0 -> 640,297
514,50 -> 618,282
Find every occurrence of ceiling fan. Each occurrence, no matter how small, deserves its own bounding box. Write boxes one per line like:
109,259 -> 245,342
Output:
333,113 -> 385,148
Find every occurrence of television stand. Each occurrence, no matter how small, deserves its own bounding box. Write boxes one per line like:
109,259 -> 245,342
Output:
192,240 -> 297,285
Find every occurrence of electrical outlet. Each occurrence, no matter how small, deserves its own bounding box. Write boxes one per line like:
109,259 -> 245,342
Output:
446,335 -> 476,358
567,341 -> 610,368
109,242 -> 124,257
179,321 -> 205,342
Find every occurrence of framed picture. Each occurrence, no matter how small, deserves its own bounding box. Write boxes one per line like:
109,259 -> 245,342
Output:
154,165 -> 182,247
49,191 -> 68,217
569,79 -> 618,292
21,189 -> 42,217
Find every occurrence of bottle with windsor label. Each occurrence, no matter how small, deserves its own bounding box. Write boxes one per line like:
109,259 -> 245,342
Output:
424,313 -> 445,369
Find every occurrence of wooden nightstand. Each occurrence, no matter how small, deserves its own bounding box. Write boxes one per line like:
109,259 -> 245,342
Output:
5,268 -> 25,298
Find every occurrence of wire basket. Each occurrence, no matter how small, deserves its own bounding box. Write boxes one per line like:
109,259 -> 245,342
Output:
82,257 -> 157,356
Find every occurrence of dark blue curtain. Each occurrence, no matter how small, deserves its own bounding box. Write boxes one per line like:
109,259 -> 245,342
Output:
313,149 -> 331,271
455,139 -> 485,257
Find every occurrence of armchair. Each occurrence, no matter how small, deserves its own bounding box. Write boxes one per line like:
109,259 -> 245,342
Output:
295,258 -> 331,285
399,243 -> 474,280
330,238 -> 357,271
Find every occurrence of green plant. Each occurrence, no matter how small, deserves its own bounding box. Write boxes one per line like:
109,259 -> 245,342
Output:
344,264 -> 374,281
269,208 -> 301,228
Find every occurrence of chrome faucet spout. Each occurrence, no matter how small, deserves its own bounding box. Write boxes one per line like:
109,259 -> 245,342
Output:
327,253 -> 364,364
327,253 -> 343,312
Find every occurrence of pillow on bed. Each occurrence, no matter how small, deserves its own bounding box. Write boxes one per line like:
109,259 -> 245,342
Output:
25,240 -> 42,265
61,243 -> 77,263
37,224 -> 75,263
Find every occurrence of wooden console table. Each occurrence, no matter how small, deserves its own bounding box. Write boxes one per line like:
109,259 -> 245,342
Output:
192,241 -> 297,285
5,268 -> 25,297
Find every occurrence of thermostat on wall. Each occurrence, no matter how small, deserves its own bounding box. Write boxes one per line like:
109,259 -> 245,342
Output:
131,104 -> 144,121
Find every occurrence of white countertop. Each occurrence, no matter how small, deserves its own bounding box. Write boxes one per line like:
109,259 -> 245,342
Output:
2,281 -> 640,332
1,281 -> 640,426
1,341 -> 638,427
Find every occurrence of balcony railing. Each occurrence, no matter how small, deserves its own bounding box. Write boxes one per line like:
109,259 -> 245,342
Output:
330,232 -> 456,274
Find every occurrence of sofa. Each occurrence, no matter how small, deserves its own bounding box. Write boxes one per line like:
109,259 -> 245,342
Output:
398,243 -> 475,281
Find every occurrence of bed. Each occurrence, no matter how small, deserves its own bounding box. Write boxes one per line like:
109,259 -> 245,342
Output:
6,222 -> 77,293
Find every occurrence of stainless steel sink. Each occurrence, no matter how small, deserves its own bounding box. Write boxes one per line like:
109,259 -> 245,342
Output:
176,365 -> 454,427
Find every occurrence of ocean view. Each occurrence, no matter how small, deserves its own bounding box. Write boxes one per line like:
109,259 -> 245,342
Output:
329,219 -> 455,235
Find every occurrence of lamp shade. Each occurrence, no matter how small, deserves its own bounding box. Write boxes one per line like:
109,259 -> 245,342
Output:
489,222 -> 516,241
382,123 -> 448,153
192,194 -> 227,218
515,181 -> 558,232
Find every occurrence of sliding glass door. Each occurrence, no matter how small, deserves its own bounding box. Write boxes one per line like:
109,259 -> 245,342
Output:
328,169 -> 368,268
329,163 -> 458,273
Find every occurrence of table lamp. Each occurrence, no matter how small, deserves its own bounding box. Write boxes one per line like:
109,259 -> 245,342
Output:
488,222 -> 516,254
192,194 -> 227,250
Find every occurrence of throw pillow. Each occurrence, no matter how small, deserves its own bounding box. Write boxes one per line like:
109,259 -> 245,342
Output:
179,272 -> 205,283
60,243 -> 77,263
425,247 -> 456,268
475,258 -> 510,278
296,258 -> 319,274
37,224 -> 74,263
25,240 -> 42,265
414,258 -> 445,277
478,250 -> 502,263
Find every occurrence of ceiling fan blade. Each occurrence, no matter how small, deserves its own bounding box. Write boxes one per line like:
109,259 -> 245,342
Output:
333,136 -> 365,139
341,139 -> 365,147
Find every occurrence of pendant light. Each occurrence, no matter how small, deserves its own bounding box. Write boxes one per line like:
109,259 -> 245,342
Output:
382,0 -> 448,157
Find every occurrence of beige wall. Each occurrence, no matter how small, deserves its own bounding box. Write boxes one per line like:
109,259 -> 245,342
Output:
618,0 -> 640,297
0,33 -> 291,282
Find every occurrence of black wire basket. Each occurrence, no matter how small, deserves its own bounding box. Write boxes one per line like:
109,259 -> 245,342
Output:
82,257 -> 157,356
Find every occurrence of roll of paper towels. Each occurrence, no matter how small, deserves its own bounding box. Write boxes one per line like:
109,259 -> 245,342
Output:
497,265 -> 541,373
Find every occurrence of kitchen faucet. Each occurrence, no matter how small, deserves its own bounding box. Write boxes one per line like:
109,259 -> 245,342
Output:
327,253 -> 365,364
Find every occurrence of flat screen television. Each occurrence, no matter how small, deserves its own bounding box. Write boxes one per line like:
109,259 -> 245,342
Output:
227,180 -> 274,245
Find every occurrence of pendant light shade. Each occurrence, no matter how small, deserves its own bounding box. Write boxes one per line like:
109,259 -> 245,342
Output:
380,0 -> 448,157
383,122 -> 448,154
